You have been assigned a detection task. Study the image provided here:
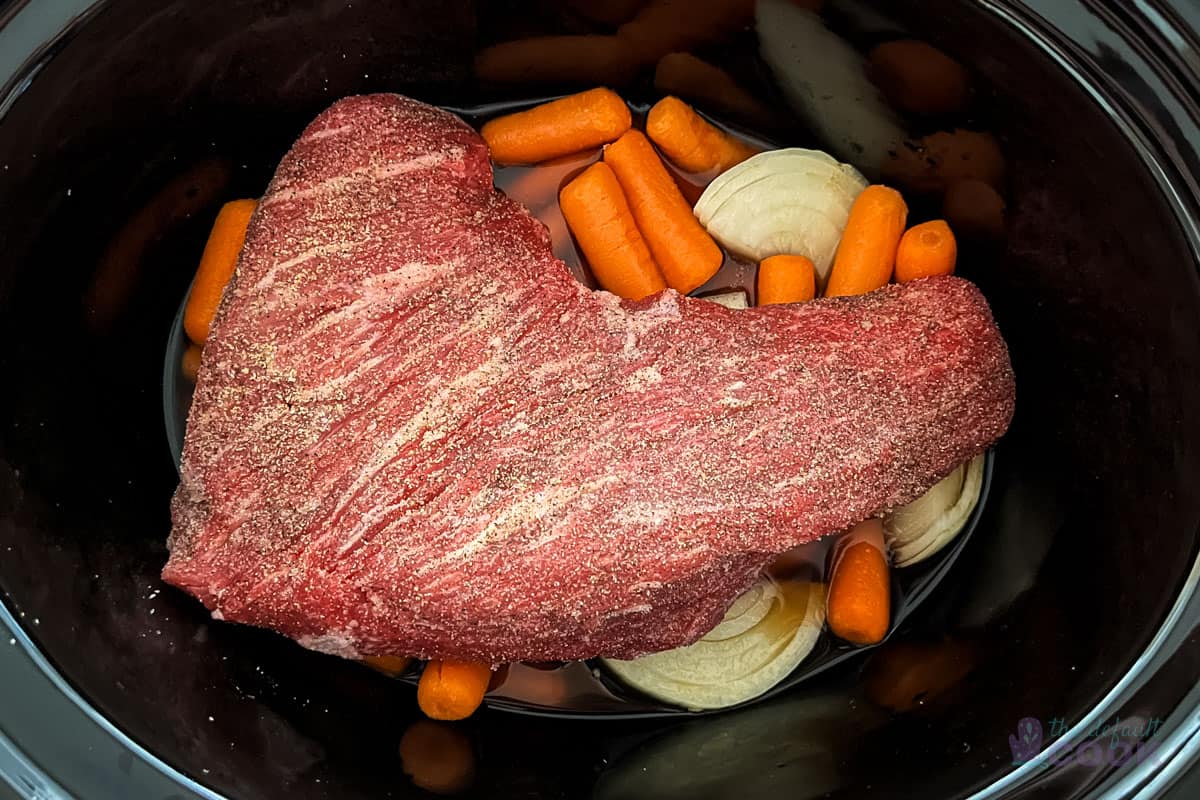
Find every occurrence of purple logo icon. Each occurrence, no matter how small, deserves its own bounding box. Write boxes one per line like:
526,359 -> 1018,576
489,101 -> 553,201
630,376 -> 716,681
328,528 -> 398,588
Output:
1007,715 -> 1164,769
1009,717 -> 1044,764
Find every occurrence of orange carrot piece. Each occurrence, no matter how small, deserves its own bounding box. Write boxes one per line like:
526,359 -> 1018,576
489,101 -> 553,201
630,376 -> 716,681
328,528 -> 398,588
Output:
645,96 -> 758,174
362,655 -> 413,677
824,185 -> 908,298
180,343 -> 203,382
943,179 -> 1005,239
604,130 -> 722,294
399,720 -> 476,793
559,162 -> 668,300
474,36 -> 639,87
868,40 -> 969,115
653,52 -> 774,127
617,0 -> 755,64
417,660 -> 492,721
183,199 -> 257,345
481,88 -> 632,166
757,254 -> 816,305
894,220 -> 957,283
827,518 -> 891,645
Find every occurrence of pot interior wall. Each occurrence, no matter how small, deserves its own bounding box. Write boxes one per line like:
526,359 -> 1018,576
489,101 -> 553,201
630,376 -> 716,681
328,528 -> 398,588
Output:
1,1 -> 1198,798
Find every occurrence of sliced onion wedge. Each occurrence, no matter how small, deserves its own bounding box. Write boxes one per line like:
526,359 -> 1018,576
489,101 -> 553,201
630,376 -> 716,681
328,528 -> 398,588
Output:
602,579 -> 826,710
885,454 -> 985,567
693,148 -> 866,284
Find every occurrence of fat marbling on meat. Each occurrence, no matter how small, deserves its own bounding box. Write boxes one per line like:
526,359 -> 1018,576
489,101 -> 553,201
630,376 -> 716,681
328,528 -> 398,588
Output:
163,94 -> 1015,663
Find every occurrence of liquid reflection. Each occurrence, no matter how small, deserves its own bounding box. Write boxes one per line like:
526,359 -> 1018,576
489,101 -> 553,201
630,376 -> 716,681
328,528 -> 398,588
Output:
594,687 -> 884,800
398,720 -> 476,795
474,0 -> 1008,242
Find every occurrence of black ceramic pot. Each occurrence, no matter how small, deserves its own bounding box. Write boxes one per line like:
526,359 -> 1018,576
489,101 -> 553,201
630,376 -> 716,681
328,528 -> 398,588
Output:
2,1 -> 1200,798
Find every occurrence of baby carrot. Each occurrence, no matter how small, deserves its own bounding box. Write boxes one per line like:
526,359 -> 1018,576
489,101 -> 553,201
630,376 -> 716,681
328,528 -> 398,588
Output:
653,52 -> 774,127
827,518 -> 891,645
183,199 -> 257,345
757,254 -> 816,305
604,130 -> 722,294
474,36 -> 639,87
560,162 -> 668,300
481,88 -> 632,166
868,40 -> 969,115
894,220 -> 957,282
181,343 -> 203,382
399,720 -> 476,793
824,185 -> 908,298
645,96 -> 758,174
417,660 -> 493,721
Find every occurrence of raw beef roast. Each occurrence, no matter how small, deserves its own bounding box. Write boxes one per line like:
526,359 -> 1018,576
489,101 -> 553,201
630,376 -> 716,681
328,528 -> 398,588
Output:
164,94 -> 1015,662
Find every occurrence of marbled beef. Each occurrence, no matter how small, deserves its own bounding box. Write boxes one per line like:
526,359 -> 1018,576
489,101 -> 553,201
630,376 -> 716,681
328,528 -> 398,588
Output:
163,94 -> 1015,663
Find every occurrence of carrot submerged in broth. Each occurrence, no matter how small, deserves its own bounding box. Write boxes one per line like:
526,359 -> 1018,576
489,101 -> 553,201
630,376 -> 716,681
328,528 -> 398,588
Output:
559,162 -> 668,300
895,220 -> 957,283
824,185 -> 908,298
604,130 -> 722,294
757,254 -> 816,305
646,96 -> 758,174
827,519 -> 891,645
482,88 -> 632,166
